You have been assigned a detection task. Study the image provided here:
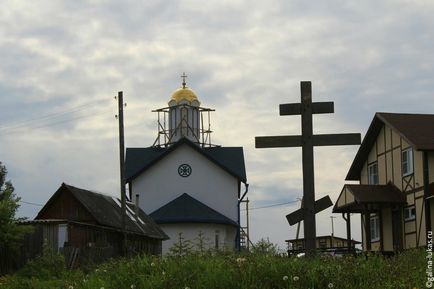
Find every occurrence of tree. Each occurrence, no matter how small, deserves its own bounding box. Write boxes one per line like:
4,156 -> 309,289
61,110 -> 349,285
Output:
0,162 -> 32,252
251,238 -> 281,256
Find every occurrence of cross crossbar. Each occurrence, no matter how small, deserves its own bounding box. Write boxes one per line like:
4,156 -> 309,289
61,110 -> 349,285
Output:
255,133 -> 361,148
286,196 -> 333,226
279,102 -> 334,115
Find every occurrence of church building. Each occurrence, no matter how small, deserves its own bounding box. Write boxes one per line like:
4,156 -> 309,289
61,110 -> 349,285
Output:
125,76 -> 248,254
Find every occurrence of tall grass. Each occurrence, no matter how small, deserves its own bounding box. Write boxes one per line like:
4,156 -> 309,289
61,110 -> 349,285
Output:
0,249 -> 425,289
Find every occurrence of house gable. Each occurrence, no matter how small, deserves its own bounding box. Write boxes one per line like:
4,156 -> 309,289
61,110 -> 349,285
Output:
36,183 -> 96,224
346,112 -> 434,182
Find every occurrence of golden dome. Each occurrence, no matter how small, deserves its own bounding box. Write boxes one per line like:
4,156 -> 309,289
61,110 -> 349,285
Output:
170,87 -> 200,104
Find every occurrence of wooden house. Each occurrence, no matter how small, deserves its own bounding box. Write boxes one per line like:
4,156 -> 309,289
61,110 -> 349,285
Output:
333,113 -> 434,252
22,183 -> 168,267
286,235 -> 360,252
125,80 -> 248,254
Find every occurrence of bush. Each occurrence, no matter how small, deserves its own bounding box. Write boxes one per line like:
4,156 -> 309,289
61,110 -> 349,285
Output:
17,240 -> 66,279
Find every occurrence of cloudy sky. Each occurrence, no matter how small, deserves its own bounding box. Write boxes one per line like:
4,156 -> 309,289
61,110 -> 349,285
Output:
1,0 -> 434,249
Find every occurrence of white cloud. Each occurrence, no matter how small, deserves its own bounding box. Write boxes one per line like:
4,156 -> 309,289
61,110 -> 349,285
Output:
1,0 -> 434,248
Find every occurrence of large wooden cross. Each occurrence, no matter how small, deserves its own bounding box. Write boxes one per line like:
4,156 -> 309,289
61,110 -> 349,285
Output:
255,81 -> 361,254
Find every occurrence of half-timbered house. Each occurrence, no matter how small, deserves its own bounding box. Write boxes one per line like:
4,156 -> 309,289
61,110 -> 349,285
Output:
334,113 -> 434,252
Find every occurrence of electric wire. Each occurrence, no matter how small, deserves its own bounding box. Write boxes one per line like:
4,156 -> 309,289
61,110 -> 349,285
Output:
19,200 -> 43,206
0,107 -> 114,136
0,98 -> 108,132
241,199 -> 300,211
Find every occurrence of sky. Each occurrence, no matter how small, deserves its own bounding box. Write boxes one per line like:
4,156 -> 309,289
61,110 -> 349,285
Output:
1,0 -> 434,250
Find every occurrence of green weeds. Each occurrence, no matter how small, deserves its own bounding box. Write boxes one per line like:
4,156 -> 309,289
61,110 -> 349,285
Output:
0,249 -> 426,289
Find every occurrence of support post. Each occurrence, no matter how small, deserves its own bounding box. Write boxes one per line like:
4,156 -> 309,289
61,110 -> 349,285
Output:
117,91 -> 127,255
424,151 -> 432,239
343,212 -> 352,252
364,210 -> 371,252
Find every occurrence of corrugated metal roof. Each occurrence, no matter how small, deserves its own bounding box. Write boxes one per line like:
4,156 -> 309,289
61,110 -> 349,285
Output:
125,137 -> 247,183
150,193 -> 238,227
346,112 -> 434,180
37,183 -> 168,240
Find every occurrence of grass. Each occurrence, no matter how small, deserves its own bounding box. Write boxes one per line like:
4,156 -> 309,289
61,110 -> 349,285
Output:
0,249 -> 426,289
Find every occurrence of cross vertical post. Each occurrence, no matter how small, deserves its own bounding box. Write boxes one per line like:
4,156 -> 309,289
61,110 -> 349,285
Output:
300,82 -> 316,253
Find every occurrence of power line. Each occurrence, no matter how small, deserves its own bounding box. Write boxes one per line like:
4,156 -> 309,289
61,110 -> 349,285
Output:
0,108 -> 113,136
241,199 -> 300,211
0,98 -> 108,131
19,200 -> 43,206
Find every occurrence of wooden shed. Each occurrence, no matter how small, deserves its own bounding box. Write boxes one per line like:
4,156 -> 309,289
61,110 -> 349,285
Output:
21,183 -> 168,268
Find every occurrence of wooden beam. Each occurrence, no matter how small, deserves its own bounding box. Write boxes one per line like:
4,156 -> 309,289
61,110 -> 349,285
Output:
279,102 -> 334,116
286,196 -> 333,226
312,133 -> 361,146
255,135 -> 302,148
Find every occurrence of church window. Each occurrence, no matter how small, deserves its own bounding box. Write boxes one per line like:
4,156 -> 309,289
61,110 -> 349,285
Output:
215,230 -> 220,249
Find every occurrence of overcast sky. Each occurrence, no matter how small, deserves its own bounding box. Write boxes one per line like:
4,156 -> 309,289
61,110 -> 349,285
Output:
1,0 -> 434,250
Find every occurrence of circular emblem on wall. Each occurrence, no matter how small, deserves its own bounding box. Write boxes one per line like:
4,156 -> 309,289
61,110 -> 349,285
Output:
178,164 -> 192,177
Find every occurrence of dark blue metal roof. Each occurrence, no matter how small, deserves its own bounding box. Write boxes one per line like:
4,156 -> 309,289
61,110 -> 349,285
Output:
125,138 -> 247,183
150,193 -> 238,227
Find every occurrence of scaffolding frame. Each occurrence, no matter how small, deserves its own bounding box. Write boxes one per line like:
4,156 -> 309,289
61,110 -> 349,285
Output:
152,104 -> 219,148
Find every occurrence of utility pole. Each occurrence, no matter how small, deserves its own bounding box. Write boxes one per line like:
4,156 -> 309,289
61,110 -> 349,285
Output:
330,216 -> 336,248
116,91 -> 127,255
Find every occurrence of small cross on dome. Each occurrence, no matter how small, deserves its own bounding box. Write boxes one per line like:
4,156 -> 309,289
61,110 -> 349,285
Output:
181,72 -> 187,89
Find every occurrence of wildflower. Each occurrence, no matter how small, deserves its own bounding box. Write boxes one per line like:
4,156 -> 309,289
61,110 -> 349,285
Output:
185,287 -> 190,289
293,276 -> 299,281
100,287 -> 105,289
83,279 -> 88,283
283,275 -> 288,281
328,283 -> 334,288
131,285 -> 136,289
103,269 -> 107,273
162,271 -> 166,275
151,262 -> 155,267
95,268 -> 99,272
236,257 -> 246,263
68,286 -> 74,289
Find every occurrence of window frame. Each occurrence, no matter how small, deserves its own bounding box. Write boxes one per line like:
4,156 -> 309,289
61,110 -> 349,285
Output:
368,162 -> 379,185
402,148 -> 414,176
404,205 -> 416,221
370,215 -> 380,242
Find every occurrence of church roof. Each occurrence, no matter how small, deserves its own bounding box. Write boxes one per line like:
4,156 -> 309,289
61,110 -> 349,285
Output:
346,112 -> 434,180
36,183 -> 169,240
149,193 -> 238,227
125,137 -> 247,183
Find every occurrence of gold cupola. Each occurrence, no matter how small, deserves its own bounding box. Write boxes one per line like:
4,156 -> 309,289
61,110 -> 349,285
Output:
168,72 -> 200,106
170,87 -> 199,104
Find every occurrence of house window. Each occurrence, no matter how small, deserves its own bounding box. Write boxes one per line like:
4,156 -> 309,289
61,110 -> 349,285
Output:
368,163 -> 379,185
215,230 -> 220,249
370,215 -> 380,242
402,148 -> 414,176
404,205 -> 416,221
319,240 -> 327,249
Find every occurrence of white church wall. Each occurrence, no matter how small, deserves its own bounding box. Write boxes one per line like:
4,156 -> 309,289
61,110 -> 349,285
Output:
131,144 -> 239,221
160,223 -> 237,254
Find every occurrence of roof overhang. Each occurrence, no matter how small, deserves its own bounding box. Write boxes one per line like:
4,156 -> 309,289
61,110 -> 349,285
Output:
333,183 -> 407,213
